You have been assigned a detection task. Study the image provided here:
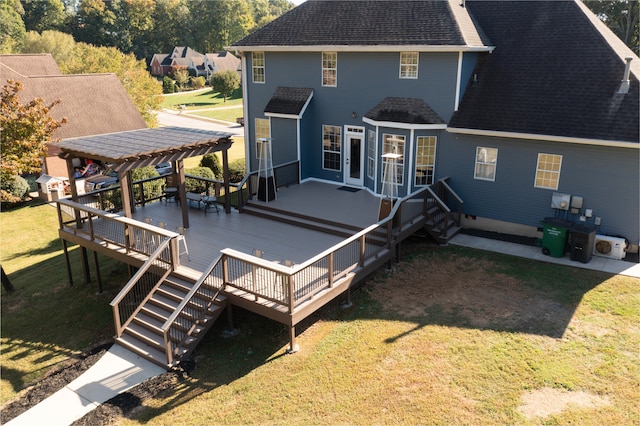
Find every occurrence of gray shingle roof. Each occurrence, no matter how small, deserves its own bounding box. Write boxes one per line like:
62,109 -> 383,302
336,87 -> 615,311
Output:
233,0 -> 468,47
450,1 -> 639,143
365,97 -> 445,125
264,87 -> 313,115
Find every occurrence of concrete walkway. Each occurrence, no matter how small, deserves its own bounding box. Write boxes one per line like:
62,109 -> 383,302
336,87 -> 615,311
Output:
5,344 -> 166,426
450,234 -> 640,278
6,235 -> 638,426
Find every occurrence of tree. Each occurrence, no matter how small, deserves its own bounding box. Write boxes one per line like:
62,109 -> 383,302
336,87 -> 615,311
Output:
0,0 -> 26,53
61,43 -> 162,126
210,70 -> 240,102
21,0 -> 66,33
585,0 -> 639,53
171,68 -> 190,90
22,30 -> 76,65
0,80 -> 67,202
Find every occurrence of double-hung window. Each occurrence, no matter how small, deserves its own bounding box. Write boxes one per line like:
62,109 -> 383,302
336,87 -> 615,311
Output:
255,118 -> 270,158
535,153 -> 562,190
382,134 -> 405,186
322,52 -> 337,87
322,125 -> 341,170
474,147 -> 498,181
400,52 -> 419,79
367,130 -> 376,179
415,136 -> 437,185
252,52 -> 265,83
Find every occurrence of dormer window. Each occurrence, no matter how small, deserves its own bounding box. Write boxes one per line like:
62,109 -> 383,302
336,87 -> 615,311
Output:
399,52 -> 418,79
322,52 -> 337,87
252,52 -> 265,83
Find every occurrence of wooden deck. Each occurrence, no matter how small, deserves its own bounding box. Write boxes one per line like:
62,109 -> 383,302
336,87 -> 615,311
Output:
130,181 -> 382,278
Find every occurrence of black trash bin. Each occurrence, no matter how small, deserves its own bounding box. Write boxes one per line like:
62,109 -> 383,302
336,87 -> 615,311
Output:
568,224 -> 597,263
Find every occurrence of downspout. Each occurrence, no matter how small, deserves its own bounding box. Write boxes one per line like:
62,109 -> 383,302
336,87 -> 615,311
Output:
240,53 -> 251,171
455,51 -> 463,111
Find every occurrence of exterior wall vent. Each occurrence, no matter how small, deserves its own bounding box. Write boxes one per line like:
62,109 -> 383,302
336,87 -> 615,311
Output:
618,57 -> 633,94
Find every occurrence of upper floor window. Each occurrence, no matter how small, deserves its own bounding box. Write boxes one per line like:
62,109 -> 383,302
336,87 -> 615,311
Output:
416,136 -> 437,186
535,153 -> 562,190
474,147 -> 498,181
322,52 -> 337,87
400,52 -> 419,79
252,52 -> 265,83
382,134 -> 405,186
255,118 -> 270,158
322,125 -> 341,170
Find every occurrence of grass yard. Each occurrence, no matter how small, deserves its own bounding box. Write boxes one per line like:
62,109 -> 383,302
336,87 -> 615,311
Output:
161,88 -> 242,111
1,202 -> 639,424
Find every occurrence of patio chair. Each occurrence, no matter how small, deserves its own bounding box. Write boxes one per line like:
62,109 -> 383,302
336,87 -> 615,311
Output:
176,227 -> 190,261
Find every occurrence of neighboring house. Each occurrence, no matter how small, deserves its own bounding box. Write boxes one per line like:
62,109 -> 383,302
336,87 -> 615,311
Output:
1,54 -> 147,194
150,47 -> 240,79
230,0 -> 640,248
203,51 -> 241,79
150,46 -> 204,77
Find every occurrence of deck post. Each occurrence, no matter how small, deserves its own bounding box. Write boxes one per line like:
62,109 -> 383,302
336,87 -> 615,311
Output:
222,147 -> 231,214
62,239 -> 73,287
93,250 -> 103,294
177,161 -> 189,229
287,325 -> 299,354
81,247 -> 90,284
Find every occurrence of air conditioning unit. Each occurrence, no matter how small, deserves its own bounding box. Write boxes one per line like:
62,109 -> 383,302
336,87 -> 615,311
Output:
593,235 -> 627,260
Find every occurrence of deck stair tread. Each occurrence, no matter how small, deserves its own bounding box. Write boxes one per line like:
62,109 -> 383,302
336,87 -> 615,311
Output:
243,203 -> 362,238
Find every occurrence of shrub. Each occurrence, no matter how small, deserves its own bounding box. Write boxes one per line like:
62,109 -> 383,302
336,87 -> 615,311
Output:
1,175 -> 30,202
131,166 -> 163,202
185,166 -> 215,193
191,76 -> 206,90
162,76 -> 176,94
199,153 -> 221,178
228,159 -> 246,183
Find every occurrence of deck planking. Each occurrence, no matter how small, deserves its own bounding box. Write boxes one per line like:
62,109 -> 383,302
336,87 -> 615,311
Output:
130,181 -> 382,277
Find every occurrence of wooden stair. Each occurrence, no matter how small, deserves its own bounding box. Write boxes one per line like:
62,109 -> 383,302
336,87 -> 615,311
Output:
243,201 -> 387,243
423,197 -> 462,244
115,276 -> 227,369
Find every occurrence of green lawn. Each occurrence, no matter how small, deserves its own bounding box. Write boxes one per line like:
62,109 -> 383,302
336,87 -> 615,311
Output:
161,88 -> 242,111
1,202 -> 638,424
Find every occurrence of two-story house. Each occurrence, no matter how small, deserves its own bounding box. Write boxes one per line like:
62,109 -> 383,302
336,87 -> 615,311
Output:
230,0 -> 639,250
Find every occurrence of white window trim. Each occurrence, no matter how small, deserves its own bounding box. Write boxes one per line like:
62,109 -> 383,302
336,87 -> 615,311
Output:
534,153 -> 563,190
252,52 -> 265,84
399,52 -> 419,79
474,147 -> 498,182
255,118 -> 270,159
415,136 -> 437,186
382,133 -> 405,187
322,124 -> 341,171
322,52 -> 337,87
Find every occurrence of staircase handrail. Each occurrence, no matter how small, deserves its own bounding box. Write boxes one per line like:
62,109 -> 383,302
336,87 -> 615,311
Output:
160,255 -> 225,365
110,238 -> 174,337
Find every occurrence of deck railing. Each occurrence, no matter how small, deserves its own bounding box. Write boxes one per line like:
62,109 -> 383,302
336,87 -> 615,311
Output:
235,160 -> 300,211
424,177 -> 463,239
110,239 -> 174,338
56,199 -> 179,258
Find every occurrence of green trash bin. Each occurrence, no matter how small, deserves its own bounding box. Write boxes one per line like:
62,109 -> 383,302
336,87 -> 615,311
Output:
540,218 -> 573,258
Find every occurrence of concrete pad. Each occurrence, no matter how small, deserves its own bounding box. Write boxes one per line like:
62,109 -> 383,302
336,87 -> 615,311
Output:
449,234 -> 640,278
5,344 -> 166,426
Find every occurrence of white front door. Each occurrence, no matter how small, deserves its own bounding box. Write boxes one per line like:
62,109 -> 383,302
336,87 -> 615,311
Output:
344,126 -> 364,187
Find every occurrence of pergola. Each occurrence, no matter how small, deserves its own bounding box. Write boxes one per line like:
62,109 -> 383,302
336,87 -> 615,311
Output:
58,126 -> 235,228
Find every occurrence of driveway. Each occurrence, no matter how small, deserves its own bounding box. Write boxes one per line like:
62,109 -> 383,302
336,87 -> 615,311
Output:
156,109 -> 245,136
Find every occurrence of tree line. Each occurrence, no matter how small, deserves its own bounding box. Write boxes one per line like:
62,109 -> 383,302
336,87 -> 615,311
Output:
3,0 -> 294,62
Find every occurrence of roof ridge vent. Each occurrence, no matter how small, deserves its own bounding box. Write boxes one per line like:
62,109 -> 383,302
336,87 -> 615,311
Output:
618,57 -> 633,94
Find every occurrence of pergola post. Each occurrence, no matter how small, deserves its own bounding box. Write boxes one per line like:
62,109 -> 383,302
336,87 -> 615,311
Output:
177,160 -> 189,229
222,148 -> 231,214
